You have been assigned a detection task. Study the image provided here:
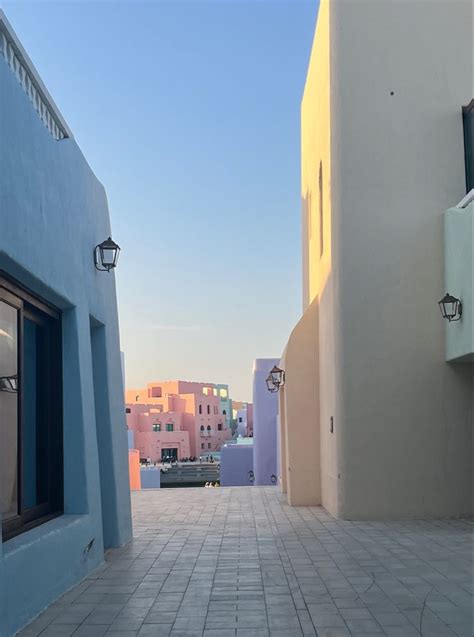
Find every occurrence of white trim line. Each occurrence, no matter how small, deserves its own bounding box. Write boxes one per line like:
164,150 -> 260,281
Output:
0,9 -> 73,139
456,189 -> 474,209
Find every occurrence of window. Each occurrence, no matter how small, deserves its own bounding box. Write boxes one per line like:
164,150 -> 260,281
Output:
200,425 -> 204,431
463,100 -> 474,192
153,423 -> 161,432
319,161 -> 324,257
223,409 -> 226,415
201,443 -> 204,449
208,443 -> 211,449
304,190 -> 312,239
198,404 -> 202,414
125,408 -> 131,414
207,405 -> 210,415
239,417 -> 243,423
0,277 -> 63,542
166,423 -> 174,432
218,423 -> 222,431
207,425 -> 211,431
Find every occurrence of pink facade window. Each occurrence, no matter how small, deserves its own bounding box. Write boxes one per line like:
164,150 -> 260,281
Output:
153,423 -> 161,432
218,423 -> 222,431
166,423 -> 174,432
207,405 -> 210,415
207,425 -> 211,431
208,443 -> 211,449
200,425 -> 204,431
199,405 -> 202,414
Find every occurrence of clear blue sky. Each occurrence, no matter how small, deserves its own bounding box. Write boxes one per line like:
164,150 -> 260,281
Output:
3,0 -> 317,402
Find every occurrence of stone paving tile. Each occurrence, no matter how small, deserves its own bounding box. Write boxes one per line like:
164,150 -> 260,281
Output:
16,488 -> 474,637
137,626 -> 172,637
39,627 -> 80,637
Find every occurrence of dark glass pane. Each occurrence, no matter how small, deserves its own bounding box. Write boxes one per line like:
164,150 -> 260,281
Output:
0,301 -> 18,520
463,103 -> 474,191
23,317 -> 48,509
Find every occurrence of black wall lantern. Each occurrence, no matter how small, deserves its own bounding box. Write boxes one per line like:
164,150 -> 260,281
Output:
265,365 -> 285,393
94,237 -> 121,272
0,373 -> 18,393
438,293 -> 462,322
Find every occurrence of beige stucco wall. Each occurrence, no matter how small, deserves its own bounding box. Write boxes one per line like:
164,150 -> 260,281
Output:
278,390 -> 287,493
331,0 -> 473,518
298,0 -> 339,514
302,0 -> 332,311
283,0 -> 473,519
280,298 -> 321,506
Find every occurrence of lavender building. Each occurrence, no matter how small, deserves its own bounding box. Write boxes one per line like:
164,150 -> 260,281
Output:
252,358 -> 280,486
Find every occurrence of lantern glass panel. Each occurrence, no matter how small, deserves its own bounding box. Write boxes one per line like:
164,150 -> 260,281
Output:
101,246 -> 118,267
445,300 -> 456,318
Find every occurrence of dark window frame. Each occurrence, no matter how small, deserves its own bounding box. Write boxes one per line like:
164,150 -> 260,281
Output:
462,100 -> 474,193
1,275 -> 63,542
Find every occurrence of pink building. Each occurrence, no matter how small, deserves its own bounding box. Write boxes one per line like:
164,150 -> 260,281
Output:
125,381 -> 232,462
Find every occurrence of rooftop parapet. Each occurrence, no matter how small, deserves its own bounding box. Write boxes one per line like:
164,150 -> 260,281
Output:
0,9 -> 72,141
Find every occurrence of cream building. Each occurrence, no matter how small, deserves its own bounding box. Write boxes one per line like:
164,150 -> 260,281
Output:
279,0 -> 473,518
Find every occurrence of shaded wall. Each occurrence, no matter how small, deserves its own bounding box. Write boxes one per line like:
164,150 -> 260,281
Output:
333,0 -> 472,518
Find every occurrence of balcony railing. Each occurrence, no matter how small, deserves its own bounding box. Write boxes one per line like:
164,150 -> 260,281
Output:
0,10 -> 72,141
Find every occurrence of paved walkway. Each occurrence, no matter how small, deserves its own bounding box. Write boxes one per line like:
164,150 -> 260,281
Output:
20,487 -> 472,637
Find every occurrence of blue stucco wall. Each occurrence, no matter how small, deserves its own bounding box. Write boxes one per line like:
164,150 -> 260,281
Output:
220,444 -> 254,486
0,52 -> 132,637
140,467 -> 161,489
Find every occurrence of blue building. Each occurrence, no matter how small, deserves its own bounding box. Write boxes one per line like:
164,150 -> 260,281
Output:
0,11 -> 132,636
